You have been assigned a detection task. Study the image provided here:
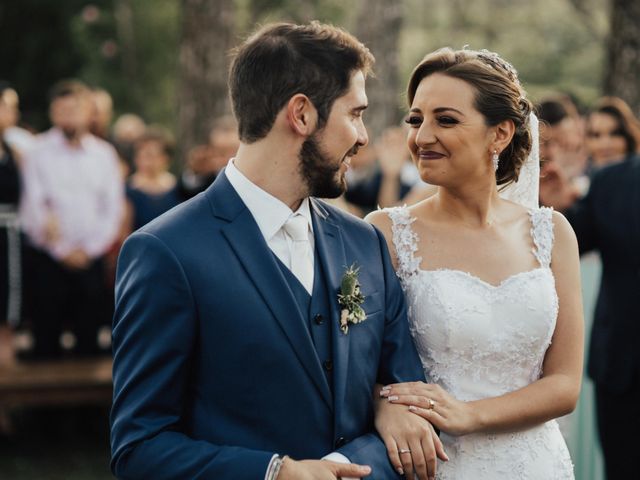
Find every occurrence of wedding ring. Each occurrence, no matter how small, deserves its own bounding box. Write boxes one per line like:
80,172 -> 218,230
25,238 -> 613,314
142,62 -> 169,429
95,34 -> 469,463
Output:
427,398 -> 435,410
398,448 -> 411,454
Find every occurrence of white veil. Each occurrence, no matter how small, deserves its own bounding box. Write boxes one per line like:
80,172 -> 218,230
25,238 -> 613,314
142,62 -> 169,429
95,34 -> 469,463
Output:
499,112 -> 540,209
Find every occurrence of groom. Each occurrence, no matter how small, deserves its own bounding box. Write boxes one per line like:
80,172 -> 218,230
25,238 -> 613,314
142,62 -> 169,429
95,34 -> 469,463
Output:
110,22 -> 425,479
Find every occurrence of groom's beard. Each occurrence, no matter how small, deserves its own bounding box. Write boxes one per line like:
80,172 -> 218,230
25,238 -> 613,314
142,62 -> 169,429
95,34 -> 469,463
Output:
299,130 -> 359,199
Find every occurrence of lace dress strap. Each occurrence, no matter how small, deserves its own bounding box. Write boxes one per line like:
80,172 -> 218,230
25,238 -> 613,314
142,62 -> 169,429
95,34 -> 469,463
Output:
529,206 -> 555,268
384,206 -> 422,285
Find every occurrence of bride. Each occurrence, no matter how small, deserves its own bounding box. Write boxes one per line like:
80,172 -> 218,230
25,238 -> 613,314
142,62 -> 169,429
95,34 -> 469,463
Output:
369,48 -> 583,479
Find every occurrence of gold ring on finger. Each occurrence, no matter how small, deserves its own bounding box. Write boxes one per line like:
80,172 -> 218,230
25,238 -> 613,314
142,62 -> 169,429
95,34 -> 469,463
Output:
427,398 -> 435,410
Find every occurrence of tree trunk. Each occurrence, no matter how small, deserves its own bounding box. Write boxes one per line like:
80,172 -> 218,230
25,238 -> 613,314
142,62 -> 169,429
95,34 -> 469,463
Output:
177,0 -> 235,162
354,0 -> 404,140
114,0 -> 139,112
604,0 -> 640,112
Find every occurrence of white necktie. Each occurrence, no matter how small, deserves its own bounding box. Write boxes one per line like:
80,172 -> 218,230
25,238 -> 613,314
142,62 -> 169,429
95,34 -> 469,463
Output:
282,214 -> 314,294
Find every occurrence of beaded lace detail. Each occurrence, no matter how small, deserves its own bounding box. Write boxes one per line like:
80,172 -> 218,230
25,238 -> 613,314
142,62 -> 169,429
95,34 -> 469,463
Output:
387,206 -> 422,285
385,205 -> 573,479
530,206 -> 554,268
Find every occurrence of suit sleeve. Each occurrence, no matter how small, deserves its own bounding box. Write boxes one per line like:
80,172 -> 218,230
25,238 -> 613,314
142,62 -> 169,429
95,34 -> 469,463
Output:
564,173 -> 600,255
110,232 -> 273,479
372,225 -> 425,385
337,226 -> 426,479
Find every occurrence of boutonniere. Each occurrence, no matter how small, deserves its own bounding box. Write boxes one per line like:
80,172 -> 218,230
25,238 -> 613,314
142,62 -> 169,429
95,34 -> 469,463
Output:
338,264 -> 366,334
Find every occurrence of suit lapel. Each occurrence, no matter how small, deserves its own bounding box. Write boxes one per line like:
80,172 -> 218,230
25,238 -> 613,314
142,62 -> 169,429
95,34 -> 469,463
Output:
311,199 -> 350,425
208,173 -> 332,409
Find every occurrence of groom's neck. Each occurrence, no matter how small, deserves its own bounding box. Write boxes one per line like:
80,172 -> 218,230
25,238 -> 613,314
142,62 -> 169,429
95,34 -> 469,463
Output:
234,139 -> 307,211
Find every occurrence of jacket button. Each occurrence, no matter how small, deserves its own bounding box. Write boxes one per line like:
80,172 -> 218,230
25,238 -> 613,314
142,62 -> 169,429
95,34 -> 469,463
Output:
335,436 -> 346,448
323,360 -> 333,371
314,314 -> 324,325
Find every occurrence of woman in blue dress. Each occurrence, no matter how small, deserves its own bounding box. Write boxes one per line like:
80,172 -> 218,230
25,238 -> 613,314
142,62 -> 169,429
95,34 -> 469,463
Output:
126,128 -> 182,231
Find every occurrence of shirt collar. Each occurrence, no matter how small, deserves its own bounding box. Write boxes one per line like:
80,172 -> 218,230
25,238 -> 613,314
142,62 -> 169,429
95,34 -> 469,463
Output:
225,159 -> 313,241
49,128 -> 93,151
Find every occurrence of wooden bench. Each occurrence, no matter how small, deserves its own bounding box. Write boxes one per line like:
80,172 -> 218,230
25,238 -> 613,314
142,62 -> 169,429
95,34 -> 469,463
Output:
0,326 -> 113,434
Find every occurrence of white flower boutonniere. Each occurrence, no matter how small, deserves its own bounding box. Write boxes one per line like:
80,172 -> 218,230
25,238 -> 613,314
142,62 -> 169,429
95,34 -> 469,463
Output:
338,264 -> 366,334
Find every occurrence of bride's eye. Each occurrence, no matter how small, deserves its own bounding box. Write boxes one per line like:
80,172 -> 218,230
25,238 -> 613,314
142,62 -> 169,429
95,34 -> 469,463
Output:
437,116 -> 459,126
404,115 -> 422,127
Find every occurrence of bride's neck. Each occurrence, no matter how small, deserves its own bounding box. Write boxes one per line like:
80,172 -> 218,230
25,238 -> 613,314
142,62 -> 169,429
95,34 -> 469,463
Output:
436,183 -> 501,228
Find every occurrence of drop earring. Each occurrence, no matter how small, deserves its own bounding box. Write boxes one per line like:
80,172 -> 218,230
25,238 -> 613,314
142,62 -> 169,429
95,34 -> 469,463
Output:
492,150 -> 500,171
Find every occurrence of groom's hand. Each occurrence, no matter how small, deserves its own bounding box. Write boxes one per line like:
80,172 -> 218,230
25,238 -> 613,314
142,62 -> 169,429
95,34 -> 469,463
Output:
278,457 -> 371,479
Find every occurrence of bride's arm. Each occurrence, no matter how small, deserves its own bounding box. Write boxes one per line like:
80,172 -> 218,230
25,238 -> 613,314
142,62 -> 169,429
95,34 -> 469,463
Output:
383,211 -> 584,435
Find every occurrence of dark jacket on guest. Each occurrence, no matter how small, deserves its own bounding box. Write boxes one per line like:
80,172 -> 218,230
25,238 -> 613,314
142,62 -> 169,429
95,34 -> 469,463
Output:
565,153 -> 640,394
0,140 -> 20,204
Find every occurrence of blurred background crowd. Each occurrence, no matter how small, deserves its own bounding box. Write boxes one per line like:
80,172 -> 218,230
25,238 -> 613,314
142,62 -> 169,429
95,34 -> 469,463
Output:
1,0 -> 639,479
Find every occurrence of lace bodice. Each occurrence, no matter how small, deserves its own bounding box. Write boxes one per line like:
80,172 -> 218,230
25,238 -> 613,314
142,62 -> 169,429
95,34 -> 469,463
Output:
386,205 -> 574,479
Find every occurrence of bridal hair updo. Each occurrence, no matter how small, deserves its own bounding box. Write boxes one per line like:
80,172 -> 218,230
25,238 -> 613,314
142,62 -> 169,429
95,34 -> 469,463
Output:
407,48 -> 533,186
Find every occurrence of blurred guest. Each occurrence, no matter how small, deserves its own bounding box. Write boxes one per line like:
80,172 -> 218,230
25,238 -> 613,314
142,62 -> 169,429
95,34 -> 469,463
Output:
126,128 -> 181,230
375,126 -> 422,208
585,96 -> 640,173
0,81 -> 35,156
540,96 -> 640,208
178,115 -> 239,200
344,126 -> 420,213
89,87 -> 114,140
538,95 -> 588,180
0,83 -> 22,326
20,80 -> 124,358
112,113 -> 146,172
540,99 -> 640,478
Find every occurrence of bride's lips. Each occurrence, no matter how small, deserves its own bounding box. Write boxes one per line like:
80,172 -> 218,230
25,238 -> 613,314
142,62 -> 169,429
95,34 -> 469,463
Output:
418,150 -> 446,160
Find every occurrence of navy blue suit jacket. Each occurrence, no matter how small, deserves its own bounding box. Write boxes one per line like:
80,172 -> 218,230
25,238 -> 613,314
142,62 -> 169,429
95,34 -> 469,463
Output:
110,171 -> 425,479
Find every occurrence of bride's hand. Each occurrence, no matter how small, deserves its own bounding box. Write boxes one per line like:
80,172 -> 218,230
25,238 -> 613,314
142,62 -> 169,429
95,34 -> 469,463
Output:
381,382 -> 479,436
374,388 -> 448,480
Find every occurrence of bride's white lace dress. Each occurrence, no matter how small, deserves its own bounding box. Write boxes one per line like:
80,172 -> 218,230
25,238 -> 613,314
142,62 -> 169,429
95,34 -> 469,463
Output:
387,205 -> 574,479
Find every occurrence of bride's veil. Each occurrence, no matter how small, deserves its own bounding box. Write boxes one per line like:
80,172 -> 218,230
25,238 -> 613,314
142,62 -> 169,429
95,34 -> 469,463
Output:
499,112 -> 540,209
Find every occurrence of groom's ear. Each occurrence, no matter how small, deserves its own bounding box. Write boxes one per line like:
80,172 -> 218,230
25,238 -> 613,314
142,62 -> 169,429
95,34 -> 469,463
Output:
286,94 -> 318,137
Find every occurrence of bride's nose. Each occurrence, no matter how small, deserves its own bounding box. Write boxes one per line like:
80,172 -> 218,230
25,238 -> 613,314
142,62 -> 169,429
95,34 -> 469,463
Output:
414,121 -> 437,147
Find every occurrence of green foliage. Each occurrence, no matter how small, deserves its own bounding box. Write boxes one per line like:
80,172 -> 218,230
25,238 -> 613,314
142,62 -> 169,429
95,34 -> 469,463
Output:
1,0 -> 611,133
399,0 -> 608,108
73,0 -> 180,130
0,0 -> 110,129
238,0 -> 347,27
0,0 -> 179,131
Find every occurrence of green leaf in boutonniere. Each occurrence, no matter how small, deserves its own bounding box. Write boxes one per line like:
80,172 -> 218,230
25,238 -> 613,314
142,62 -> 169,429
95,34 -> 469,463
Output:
338,264 -> 366,334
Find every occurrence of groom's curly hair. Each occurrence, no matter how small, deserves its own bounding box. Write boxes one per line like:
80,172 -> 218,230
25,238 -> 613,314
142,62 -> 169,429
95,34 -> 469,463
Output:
229,22 -> 374,143
407,48 -> 533,187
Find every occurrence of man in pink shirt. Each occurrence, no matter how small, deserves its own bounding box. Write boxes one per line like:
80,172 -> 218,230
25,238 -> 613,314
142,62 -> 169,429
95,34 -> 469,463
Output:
20,80 -> 124,358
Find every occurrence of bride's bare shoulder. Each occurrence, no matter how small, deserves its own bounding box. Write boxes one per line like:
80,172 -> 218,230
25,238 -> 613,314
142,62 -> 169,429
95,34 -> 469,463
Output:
364,208 -> 393,237
365,199 -> 433,232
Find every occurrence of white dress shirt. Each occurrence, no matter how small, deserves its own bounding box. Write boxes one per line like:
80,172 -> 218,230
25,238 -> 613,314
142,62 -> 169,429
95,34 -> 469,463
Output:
225,160 -> 352,478
4,126 -> 35,156
225,159 -> 315,278
20,128 -> 124,260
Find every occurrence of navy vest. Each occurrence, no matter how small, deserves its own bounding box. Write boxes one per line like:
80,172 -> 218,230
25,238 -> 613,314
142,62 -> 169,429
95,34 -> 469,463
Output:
274,247 -> 334,391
